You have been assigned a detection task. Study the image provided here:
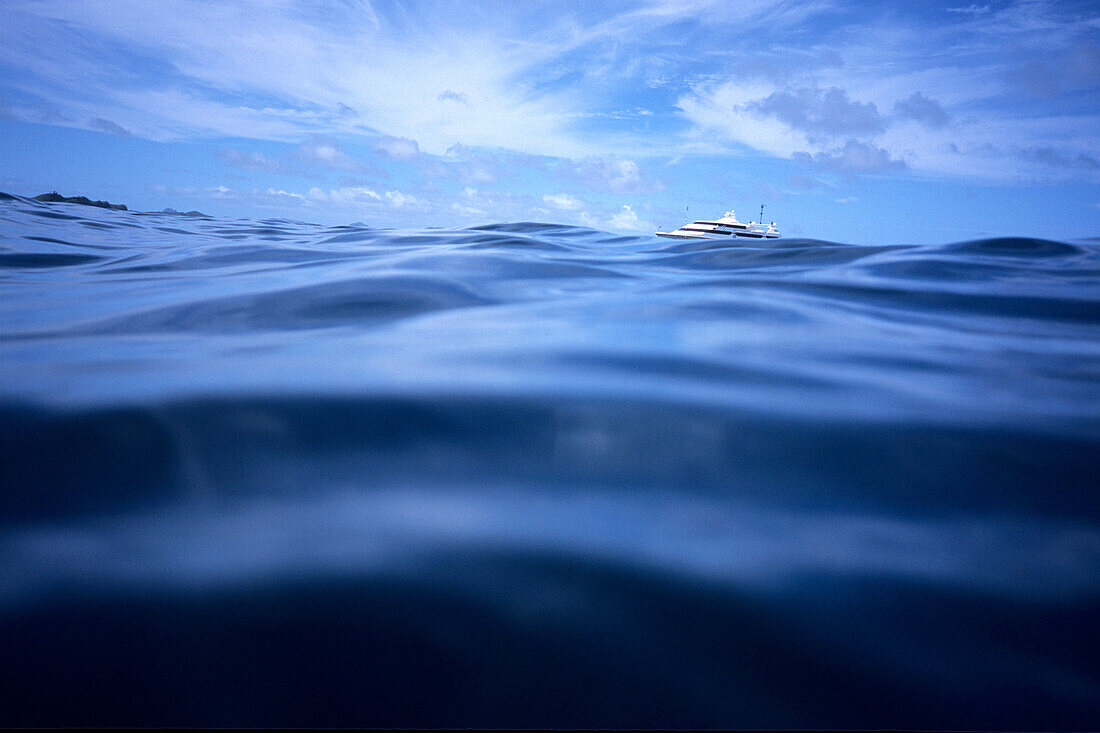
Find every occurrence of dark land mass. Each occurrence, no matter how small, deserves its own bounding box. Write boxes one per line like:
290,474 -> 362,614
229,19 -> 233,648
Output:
34,192 -> 128,211
27,192 -> 207,217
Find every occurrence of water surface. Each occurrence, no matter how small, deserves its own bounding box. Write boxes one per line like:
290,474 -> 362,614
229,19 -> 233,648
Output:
2,192 -> 1098,728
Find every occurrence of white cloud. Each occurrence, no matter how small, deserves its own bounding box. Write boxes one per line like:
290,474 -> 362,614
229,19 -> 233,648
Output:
578,204 -> 652,233
307,186 -> 380,206
265,187 -> 308,202
609,204 -> 650,231
305,186 -> 421,209
296,137 -> 363,172
542,193 -> 584,210
384,190 -> 419,208
450,201 -> 486,216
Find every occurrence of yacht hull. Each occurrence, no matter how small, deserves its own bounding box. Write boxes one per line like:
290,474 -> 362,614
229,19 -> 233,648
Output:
655,230 -> 778,240
655,207 -> 781,240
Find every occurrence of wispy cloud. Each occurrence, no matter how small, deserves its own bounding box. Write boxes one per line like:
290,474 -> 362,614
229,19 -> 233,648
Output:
217,148 -> 282,173
375,136 -> 420,160
1,0 -> 1097,187
0,0 -> 592,155
1015,146 -> 1100,170
558,157 -> 662,193
88,117 -> 131,136
437,90 -> 468,105
946,4 -> 991,14
438,144 -> 549,185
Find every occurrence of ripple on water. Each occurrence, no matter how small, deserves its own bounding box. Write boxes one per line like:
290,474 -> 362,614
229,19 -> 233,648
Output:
1,193 -> 1098,729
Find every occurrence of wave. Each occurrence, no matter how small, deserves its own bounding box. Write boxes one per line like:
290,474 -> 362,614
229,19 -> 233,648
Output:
4,542 -> 1097,729
3,394 -> 1099,526
2,192 -> 1099,728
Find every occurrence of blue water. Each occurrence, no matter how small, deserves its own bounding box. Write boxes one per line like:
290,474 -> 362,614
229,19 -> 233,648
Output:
2,191 -> 1098,728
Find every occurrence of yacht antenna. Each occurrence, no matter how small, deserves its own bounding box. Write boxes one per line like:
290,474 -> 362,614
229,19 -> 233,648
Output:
760,204 -> 765,225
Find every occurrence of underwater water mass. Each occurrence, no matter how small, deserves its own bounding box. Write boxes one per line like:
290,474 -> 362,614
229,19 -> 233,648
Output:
1,191 -> 1098,728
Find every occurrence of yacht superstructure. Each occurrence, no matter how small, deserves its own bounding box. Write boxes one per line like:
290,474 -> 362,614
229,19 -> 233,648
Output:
656,205 -> 780,240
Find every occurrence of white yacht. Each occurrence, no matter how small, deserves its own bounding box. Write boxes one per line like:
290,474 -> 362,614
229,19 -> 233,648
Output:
656,205 -> 780,240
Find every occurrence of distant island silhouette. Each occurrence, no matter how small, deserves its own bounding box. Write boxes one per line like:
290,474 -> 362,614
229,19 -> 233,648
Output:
157,207 -> 209,217
34,192 -> 127,210
31,192 -> 206,217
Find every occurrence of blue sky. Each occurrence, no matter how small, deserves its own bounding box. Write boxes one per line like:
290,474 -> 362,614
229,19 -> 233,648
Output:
1,0 -> 1098,243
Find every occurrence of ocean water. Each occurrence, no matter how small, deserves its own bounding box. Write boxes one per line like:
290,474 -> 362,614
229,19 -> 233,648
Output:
1,191 -> 1098,728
